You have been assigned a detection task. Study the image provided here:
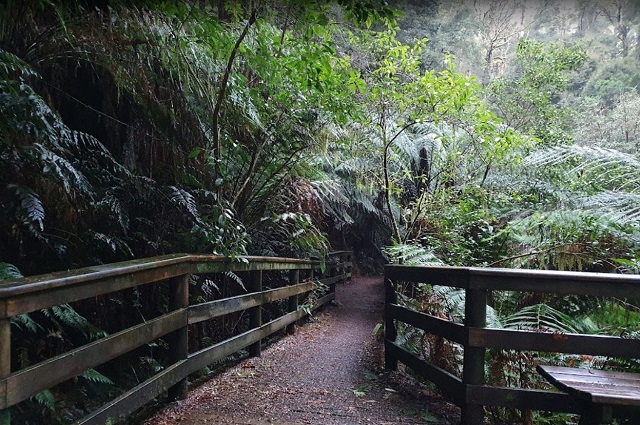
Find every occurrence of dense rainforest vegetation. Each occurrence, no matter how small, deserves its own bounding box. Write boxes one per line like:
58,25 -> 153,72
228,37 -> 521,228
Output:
2,0 -> 640,423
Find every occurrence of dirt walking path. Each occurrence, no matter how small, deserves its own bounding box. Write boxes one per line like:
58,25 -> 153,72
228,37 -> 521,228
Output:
142,276 -> 459,425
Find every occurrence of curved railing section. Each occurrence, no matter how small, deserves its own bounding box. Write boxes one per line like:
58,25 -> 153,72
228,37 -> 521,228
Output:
384,265 -> 640,425
0,251 -> 352,425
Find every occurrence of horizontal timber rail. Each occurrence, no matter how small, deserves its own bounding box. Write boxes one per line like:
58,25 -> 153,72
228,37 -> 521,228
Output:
384,265 -> 640,425
0,251 -> 352,425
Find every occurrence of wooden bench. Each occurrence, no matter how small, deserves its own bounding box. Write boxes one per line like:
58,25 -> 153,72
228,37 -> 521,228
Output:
537,365 -> 640,424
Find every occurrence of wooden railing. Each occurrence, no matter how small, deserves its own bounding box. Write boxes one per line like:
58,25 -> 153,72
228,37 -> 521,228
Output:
384,265 -> 640,425
0,251 -> 352,425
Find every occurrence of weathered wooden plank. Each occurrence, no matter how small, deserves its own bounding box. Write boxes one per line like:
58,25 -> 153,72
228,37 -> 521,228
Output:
385,341 -> 463,403
167,275 -> 189,400
385,265 -> 470,289
312,293 -> 335,310
461,288 -> 487,425
0,315 -> 9,417
287,271 -> 300,334
187,282 -> 314,324
0,254 -> 191,296
538,366 -> 640,407
386,304 -> 467,345
539,366 -> 640,383
248,270 -> 263,357
465,384 -> 582,413
468,328 -> 640,358
0,254 -> 320,318
74,359 -> 191,425
3,310 -> 186,409
191,256 -> 317,274
4,263 -> 193,318
468,268 -> 640,298
187,310 -> 306,375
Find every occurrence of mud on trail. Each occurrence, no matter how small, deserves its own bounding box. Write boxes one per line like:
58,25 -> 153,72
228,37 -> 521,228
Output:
142,276 -> 460,425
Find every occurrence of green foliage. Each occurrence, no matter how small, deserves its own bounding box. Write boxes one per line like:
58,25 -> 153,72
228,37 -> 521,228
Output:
0,262 -> 22,280
489,38 -> 587,146
384,243 -> 443,265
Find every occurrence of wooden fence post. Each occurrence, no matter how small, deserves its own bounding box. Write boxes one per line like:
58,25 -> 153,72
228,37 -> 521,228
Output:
384,277 -> 398,370
287,270 -> 299,334
248,270 -> 263,357
0,312 -> 10,425
167,274 -> 189,401
345,252 -> 352,281
461,287 -> 487,425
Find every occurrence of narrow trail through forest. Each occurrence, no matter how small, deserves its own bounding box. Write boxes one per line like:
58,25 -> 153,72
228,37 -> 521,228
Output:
143,276 -> 459,425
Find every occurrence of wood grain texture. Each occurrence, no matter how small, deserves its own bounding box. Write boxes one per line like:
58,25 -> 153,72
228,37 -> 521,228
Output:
538,365 -> 640,407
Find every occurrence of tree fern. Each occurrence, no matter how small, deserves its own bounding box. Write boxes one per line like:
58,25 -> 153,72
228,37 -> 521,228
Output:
0,262 -> 22,280
80,368 -> 114,386
11,312 -> 42,333
168,186 -> 202,224
384,243 -> 444,265
9,184 -> 45,232
34,390 -> 56,412
41,304 -> 107,341
502,303 -> 599,334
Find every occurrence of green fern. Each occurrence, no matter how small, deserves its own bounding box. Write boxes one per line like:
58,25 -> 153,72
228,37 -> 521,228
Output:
11,313 -> 42,333
34,390 -> 56,411
80,368 -> 114,386
224,271 -> 246,292
0,262 -> 22,280
384,243 -> 444,265
41,304 -> 107,341
168,186 -> 202,224
502,304 -> 596,334
9,184 -> 45,232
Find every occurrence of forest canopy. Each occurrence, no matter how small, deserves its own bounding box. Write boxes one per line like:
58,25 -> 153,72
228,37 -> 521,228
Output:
1,0 -> 640,275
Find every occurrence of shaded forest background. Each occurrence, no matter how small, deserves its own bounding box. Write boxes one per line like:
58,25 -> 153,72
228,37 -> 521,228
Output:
2,1 -> 640,423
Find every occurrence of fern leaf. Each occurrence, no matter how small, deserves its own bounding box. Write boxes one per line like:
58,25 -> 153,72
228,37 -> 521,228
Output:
502,304 -> 584,333
224,271 -> 246,292
9,184 -> 45,232
81,368 -> 114,385
384,243 -> 444,265
0,262 -> 22,281
10,313 -> 42,333
168,186 -> 201,223
34,390 -> 56,411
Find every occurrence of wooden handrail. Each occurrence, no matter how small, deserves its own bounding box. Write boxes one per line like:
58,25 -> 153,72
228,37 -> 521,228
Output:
384,265 -> 640,425
0,252 -> 352,425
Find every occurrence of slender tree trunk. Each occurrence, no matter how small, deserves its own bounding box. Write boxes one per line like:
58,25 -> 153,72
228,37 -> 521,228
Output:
380,103 -> 402,243
211,9 -> 257,196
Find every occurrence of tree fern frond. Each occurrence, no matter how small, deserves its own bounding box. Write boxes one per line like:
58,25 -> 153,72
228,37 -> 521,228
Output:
34,390 -> 56,411
578,191 -> 640,226
89,232 -> 134,257
10,313 -> 42,333
384,243 -> 444,265
98,193 -> 130,232
45,304 -> 107,341
390,130 -> 421,168
168,186 -> 201,223
80,368 -> 114,385
0,262 -> 22,281
9,184 -> 45,232
34,143 -> 93,197
224,271 -> 246,292
502,303 -> 585,333
523,145 -> 640,190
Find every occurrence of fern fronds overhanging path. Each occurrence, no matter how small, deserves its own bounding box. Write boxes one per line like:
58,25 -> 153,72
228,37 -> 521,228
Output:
142,276 -> 458,425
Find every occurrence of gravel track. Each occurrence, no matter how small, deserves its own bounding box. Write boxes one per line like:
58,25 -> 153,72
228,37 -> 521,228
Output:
142,276 -> 459,425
